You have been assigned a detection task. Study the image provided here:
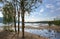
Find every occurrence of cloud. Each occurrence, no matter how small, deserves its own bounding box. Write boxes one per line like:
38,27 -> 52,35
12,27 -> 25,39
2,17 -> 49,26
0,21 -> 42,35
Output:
40,8 -> 44,13
56,15 -> 60,18
56,8 -> 60,11
57,2 -> 60,5
45,4 -> 55,9
54,15 -> 60,20
25,11 -> 29,17
44,17 -> 54,21
25,17 -> 40,22
50,10 -> 54,13
0,12 -> 3,17
25,11 -> 43,22
25,17 -> 52,22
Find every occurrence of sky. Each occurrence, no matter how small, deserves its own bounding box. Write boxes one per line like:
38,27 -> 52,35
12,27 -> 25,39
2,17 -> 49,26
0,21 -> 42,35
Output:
0,0 -> 60,22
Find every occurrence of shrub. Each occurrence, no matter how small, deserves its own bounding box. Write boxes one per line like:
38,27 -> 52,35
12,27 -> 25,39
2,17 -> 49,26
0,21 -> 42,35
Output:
54,20 -> 60,26
3,26 -> 8,31
3,26 -> 14,32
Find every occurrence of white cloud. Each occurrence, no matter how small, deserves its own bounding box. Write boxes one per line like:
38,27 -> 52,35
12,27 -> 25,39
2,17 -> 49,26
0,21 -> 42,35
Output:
25,17 -> 40,22
0,12 -> 3,17
44,17 -> 54,21
45,4 -> 55,9
25,11 -> 29,18
25,17 -> 54,22
40,8 -> 44,13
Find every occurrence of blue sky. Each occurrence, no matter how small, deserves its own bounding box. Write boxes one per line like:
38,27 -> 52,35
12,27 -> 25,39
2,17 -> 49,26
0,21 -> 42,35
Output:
0,0 -> 60,22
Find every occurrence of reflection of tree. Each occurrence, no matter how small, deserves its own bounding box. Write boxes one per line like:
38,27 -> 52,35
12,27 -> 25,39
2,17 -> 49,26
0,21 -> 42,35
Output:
48,29 -> 52,32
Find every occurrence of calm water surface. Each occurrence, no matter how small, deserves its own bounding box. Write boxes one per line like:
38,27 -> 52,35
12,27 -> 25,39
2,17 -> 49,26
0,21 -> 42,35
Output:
12,28 -> 60,39
25,29 -> 60,39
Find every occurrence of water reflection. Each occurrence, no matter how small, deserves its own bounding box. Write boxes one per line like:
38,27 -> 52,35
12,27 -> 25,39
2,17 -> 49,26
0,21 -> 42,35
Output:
12,28 -> 60,39
24,29 -> 60,39
0,27 -> 60,39
0,22 -> 60,39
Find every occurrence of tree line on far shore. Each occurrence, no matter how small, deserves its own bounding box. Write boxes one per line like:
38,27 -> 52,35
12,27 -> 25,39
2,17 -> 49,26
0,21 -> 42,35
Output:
48,20 -> 60,26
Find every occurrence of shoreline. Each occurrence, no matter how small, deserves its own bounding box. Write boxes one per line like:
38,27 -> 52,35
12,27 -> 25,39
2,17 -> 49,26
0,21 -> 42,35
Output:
0,30 -> 48,39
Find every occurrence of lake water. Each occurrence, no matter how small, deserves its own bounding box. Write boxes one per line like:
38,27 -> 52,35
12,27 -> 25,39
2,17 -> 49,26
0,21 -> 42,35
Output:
25,29 -> 60,39
0,23 -> 60,39
12,28 -> 60,39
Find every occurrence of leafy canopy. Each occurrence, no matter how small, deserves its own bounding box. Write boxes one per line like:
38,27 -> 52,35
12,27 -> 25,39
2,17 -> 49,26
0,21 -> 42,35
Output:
3,2 -> 14,24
